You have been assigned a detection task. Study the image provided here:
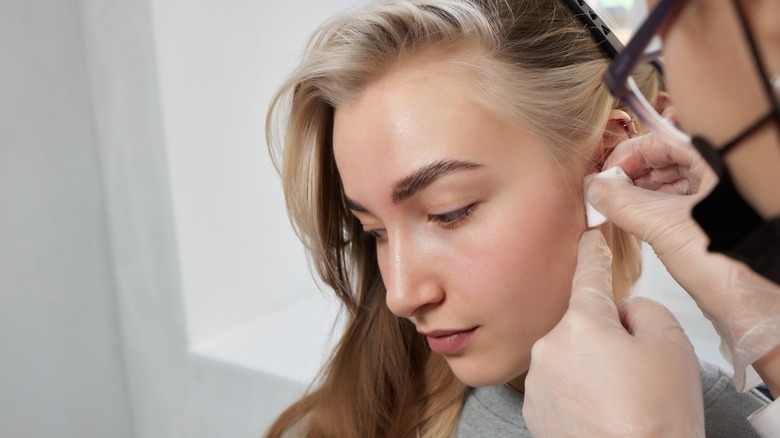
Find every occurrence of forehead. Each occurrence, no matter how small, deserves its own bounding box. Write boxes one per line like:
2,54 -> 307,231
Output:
333,58 -> 551,208
332,58 -> 537,190
335,60 -> 490,149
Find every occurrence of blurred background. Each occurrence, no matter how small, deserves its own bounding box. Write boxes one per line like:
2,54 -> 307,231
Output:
1,0 -> 726,436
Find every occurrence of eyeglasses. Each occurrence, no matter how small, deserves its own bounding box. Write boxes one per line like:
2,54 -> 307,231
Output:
602,0 -> 689,148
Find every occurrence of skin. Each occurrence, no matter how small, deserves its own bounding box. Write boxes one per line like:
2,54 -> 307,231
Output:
655,0 -> 780,217
332,56 -> 586,390
652,0 -> 780,395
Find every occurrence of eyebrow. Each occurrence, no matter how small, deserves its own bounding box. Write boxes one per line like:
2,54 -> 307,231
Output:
345,159 -> 483,213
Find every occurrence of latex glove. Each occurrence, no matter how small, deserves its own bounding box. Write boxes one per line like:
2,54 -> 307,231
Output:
587,133 -> 780,391
523,230 -> 704,438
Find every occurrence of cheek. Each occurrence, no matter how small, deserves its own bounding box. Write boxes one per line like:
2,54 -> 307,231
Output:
444,185 -> 584,385
664,12 -> 768,142
663,42 -> 705,132
458,183 -> 584,323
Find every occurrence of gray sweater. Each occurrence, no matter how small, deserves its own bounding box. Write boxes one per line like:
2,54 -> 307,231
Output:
456,361 -> 770,437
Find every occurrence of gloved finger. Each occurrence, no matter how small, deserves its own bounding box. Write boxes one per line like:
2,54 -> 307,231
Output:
632,164 -> 700,196
568,230 -> 620,326
605,134 -> 716,196
585,176 -> 695,241
617,296 -> 688,345
632,164 -> 686,190
653,179 -> 700,196
604,133 -> 699,179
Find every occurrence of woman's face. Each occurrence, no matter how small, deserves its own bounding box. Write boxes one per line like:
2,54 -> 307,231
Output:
332,59 -> 587,389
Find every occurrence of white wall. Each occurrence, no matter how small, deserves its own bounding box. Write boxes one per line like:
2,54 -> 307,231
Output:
78,0 -> 317,435
0,0 -> 133,436
151,0 -> 363,347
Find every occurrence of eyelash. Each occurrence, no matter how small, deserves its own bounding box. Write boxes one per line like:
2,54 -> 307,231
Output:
429,204 -> 477,229
362,204 -> 478,242
364,229 -> 387,241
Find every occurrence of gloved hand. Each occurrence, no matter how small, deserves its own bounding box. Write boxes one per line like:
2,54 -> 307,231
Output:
587,133 -> 780,391
523,230 -> 704,438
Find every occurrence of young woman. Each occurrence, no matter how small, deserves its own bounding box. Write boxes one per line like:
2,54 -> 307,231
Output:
265,0 -> 766,436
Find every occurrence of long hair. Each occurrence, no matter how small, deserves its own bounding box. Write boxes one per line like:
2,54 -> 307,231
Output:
266,1 -> 655,436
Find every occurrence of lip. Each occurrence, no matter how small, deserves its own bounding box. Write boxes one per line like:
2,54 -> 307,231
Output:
422,327 -> 478,356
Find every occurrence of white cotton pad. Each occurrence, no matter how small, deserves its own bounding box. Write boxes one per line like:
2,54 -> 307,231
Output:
584,167 -> 632,228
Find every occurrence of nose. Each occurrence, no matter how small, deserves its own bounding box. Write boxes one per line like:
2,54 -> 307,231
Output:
381,233 -> 444,318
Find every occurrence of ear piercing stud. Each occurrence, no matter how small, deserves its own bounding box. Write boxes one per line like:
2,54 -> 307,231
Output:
621,118 -> 639,138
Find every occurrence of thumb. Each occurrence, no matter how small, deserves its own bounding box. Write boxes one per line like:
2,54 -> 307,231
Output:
568,230 -> 620,324
586,176 -> 679,241
618,296 -> 688,343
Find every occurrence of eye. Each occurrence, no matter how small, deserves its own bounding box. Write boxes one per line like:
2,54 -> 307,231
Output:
363,228 -> 387,242
428,204 -> 477,229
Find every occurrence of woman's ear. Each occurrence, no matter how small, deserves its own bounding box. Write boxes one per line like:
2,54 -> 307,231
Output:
655,91 -> 673,115
594,109 -> 635,171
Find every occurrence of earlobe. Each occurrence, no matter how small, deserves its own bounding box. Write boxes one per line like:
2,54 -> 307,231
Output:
594,109 -> 635,171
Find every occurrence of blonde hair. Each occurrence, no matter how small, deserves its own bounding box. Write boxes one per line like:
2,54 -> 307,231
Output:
266,1 -> 654,436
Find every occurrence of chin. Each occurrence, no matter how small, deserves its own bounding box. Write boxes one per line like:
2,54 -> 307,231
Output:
445,355 -> 528,388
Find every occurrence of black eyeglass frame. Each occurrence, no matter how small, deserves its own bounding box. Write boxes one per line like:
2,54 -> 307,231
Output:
602,0 -> 690,146
602,0 -> 684,97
